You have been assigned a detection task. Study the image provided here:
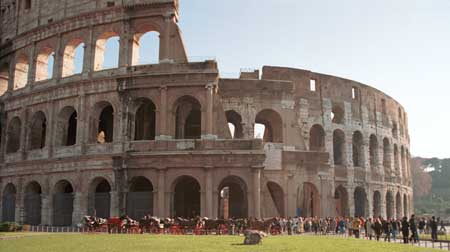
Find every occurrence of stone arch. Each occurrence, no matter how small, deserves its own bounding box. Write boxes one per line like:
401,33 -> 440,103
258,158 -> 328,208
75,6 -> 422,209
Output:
126,176 -> 154,219
352,131 -> 364,167
174,96 -> 201,139
354,187 -> 368,217
2,183 -> 16,222
385,190 -> 394,219
56,106 -> 77,146
88,177 -> 111,218
28,111 -> 47,150
225,110 -> 243,139
309,124 -> 325,151
392,122 -> 398,138
218,176 -> 248,218
14,54 -> 29,89
53,180 -> 74,226
331,104 -> 344,124
62,39 -> 84,77
94,31 -> 120,71
373,190 -> 381,218
369,134 -> 378,171
134,98 -> 156,140
333,129 -> 345,165
254,109 -> 283,143
297,182 -> 320,217
93,101 -> 114,143
401,146 -> 406,177
334,185 -> 348,217
396,192 -> 402,218
172,175 -> 201,218
24,181 -> 42,225
132,27 -> 160,65
394,144 -> 399,175
0,62 -> 9,95
403,194 -> 408,217
35,46 -> 55,81
267,181 -> 285,217
6,116 -> 21,153
383,138 -> 391,174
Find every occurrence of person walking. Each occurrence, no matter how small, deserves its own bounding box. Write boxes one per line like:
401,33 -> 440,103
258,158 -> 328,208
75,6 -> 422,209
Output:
401,217 -> 410,244
373,218 -> 383,241
409,215 -> 419,243
383,218 -> 392,242
391,218 -> 399,242
352,216 -> 362,238
430,216 -> 438,242
366,218 -> 374,240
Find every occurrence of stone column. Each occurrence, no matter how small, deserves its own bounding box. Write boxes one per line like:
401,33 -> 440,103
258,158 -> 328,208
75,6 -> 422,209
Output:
204,167 -> 213,218
72,192 -> 87,226
110,191 -> 119,217
380,189 -> 387,219
52,34 -> 63,81
119,20 -> 132,68
159,12 -> 173,62
27,42 -> 37,85
156,86 -> 171,140
84,26 -> 95,77
252,168 -> 262,219
347,187 -> 355,217
157,169 -> 166,217
367,189 -> 373,218
41,194 -> 50,225
202,83 -> 216,140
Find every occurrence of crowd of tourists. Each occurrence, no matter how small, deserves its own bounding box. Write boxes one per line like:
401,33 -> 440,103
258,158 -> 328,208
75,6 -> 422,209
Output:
269,215 -> 447,243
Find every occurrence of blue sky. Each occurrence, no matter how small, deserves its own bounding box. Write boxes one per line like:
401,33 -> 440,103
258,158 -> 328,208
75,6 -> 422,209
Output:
175,0 -> 450,158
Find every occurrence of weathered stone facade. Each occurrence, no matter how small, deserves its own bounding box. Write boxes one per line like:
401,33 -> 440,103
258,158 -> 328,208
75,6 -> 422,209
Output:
0,0 -> 412,226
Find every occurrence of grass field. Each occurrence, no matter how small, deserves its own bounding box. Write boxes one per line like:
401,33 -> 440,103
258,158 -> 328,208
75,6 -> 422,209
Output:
0,233 -> 442,252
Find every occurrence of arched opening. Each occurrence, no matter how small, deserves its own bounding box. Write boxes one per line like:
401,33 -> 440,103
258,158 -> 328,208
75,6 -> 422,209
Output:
62,39 -> 84,77
394,144 -> 399,175
354,187 -> 367,217
173,176 -> 200,218
386,191 -> 394,219
392,122 -> 398,138
126,177 -> 154,219
132,31 -> 160,65
267,181 -> 285,217
174,96 -> 201,139
369,134 -> 378,170
331,105 -> 344,124
24,181 -> 42,225
401,146 -> 406,177
94,32 -> 119,71
218,176 -> 248,219
0,63 -> 9,95
95,103 -> 114,143
373,191 -> 381,218
254,109 -> 283,143
396,192 -> 402,218
29,111 -> 47,150
88,178 -> 111,218
14,54 -> 29,89
57,106 -> 77,146
352,131 -> 364,167
134,99 -> 156,140
2,183 -> 16,222
24,0 -> 31,10
383,138 -> 391,175
403,194 -> 408,217
225,110 -> 243,139
334,186 -> 348,217
35,47 -> 55,81
53,180 -> 74,226
297,183 -> 320,217
6,117 -> 21,153
333,129 -> 345,165
309,124 -> 325,151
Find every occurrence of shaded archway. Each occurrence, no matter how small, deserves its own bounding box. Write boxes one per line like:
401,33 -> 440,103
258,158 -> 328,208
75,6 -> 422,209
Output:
62,39 -> 84,77
14,54 -> 29,89
24,181 -> 42,225
225,110 -> 243,139
0,63 -> 9,96
369,134 -> 378,171
309,124 -> 325,151
267,181 -> 285,217
373,191 -> 381,218
218,176 -> 248,219
173,176 -> 200,218
134,98 -> 156,140
174,96 -> 201,139
35,47 -> 55,81
297,183 -> 320,217
2,183 -> 16,222
132,30 -> 160,65
386,191 -> 394,219
396,192 -> 402,218
331,104 -> 344,124
93,102 -> 114,143
53,180 -> 74,226
6,117 -> 21,153
57,106 -> 77,146
29,111 -> 47,150
354,187 -> 367,217
255,109 -> 283,143
394,144 -> 399,175
333,129 -> 345,165
403,194 -> 408,217
126,177 -> 154,219
94,32 -> 120,71
383,138 -> 391,175
334,185 -> 348,217
88,178 -> 111,218
352,131 -> 364,167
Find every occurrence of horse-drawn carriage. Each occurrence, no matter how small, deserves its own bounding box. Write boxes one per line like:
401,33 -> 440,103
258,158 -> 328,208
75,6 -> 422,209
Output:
81,215 -> 140,233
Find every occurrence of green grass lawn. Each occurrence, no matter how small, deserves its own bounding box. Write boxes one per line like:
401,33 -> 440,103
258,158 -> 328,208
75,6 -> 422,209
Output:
0,234 -> 442,252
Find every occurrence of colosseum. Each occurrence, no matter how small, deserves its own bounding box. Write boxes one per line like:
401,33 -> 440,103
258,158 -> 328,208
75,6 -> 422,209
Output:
0,0 -> 413,226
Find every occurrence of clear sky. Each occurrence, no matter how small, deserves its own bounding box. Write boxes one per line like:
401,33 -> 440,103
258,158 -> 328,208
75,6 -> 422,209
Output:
175,0 -> 450,158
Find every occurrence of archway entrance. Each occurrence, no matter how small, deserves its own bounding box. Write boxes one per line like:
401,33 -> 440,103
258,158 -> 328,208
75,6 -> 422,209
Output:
218,176 -> 248,219
2,184 -> 16,222
53,180 -> 74,226
89,178 -> 111,218
334,186 -> 348,217
267,182 -> 284,217
127,177 -> 153,219
354,187 -> 367,217
373,191 -> 381,218
173,176 -> 200,218
24,182 -> 42,225
297,183 -> 320,217
386,191 -> 394,219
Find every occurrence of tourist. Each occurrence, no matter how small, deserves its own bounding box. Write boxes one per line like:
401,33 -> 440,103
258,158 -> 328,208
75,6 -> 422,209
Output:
401,217 -> 410,244
418,218 -> 425,234
409,215 -> 419,243
383,218 -> 392,242
352,216 -> 361,238
440,219 -> 447,233
430,216 -> 438,242
391,218 -> 399,242
373,218 -> 383,241
365,218 -> 374,240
